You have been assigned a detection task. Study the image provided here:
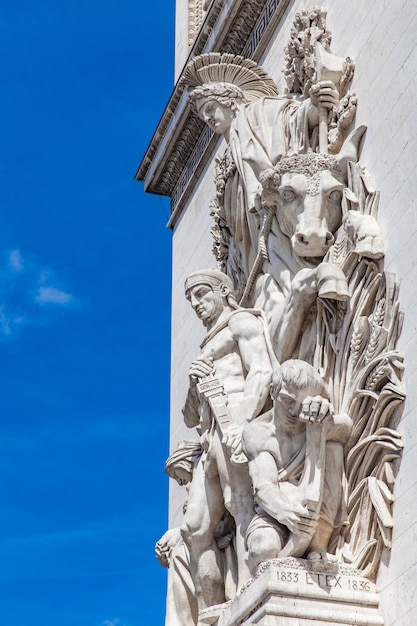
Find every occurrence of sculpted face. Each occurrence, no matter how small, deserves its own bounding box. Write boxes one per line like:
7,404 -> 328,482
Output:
275,381 -> 304,424
172,467 -> 192,486
195,98 -> 235,135
186,283 -> 225,325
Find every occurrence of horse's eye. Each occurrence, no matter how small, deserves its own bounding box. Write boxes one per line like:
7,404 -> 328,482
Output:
328,189 -> 342,202
281,189 -> 296,201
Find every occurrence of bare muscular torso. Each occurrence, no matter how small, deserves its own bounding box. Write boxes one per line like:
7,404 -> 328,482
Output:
199,310 -> 267,415
184,307 -> 273,434
200,325 -> 246,398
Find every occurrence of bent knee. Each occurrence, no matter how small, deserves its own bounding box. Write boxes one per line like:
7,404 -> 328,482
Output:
247,527 -> 281,562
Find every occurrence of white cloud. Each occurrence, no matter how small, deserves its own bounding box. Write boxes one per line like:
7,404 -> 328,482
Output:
35,286 -> 73,305
35,269 -> 75,307
8,249 -> 24,273
0,247 -> 78,337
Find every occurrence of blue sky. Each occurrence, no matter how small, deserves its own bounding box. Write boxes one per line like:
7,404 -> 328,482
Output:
0,1 -> 174,624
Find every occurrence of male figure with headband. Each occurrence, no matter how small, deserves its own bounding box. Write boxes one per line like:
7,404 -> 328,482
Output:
181,268 -> 276,615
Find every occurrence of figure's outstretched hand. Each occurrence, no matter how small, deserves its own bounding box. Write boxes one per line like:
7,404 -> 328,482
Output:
310,80 -> 339,110
299,396 -> 334,424
189,357 -> 215,383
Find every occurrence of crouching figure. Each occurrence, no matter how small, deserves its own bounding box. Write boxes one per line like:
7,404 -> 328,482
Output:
243,359 -> 352,575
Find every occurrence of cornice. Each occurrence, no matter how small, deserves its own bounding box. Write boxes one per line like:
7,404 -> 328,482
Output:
135,0 -> 247,188
136,0 -> 292,228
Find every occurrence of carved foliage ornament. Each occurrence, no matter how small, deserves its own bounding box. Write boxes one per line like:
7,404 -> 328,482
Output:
261,154 -> 342,197
283,7 -> 331,97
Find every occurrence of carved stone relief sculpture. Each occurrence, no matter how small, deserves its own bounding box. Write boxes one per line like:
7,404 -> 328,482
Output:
155,441 -> 202,626
243,359 -> 352,573
162,7 -> 405,625
180,269 -> 277,614
156,440 -> 239,625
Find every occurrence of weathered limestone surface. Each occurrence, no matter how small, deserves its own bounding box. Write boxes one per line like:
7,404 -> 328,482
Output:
211,559 -> 384,626
139,1 -> 417,625
174,0 -> 189,79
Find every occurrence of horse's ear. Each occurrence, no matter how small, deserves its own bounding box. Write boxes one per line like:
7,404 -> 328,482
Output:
337,125 -> 367,174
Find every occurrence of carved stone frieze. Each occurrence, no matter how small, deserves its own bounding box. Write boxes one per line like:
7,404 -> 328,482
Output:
188,0 -> 204,47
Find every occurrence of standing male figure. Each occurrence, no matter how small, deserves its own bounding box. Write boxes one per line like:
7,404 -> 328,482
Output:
181,268 -> 276,614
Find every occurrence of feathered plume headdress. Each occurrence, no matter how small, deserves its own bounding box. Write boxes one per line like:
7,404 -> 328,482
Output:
181,52 -> 279,102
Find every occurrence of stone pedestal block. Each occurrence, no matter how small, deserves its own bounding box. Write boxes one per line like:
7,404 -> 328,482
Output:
199,559 -> 384,626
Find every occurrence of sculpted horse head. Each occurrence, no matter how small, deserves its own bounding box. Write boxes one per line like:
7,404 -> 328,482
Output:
261,126 -> 366,262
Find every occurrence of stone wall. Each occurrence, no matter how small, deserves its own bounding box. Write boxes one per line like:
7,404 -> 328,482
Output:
169,153 -> 221,522
175,0 -> 190,79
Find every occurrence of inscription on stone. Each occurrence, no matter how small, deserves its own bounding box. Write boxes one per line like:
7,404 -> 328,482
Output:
275,568 -> 373,593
